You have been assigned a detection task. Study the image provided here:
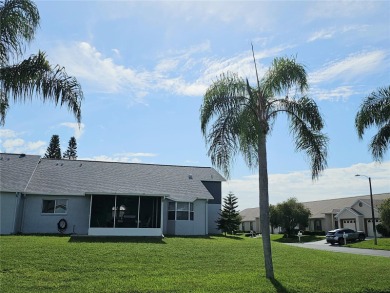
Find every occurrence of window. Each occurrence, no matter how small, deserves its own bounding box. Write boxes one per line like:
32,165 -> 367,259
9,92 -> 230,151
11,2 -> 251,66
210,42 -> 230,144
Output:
42,199 -> 67,214
168,202 -> 194,221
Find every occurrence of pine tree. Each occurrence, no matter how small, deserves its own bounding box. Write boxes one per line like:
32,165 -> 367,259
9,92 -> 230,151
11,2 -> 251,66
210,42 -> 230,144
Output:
216,192 -> 242,235
44,135 -> 61,159
63,136 -> 77,160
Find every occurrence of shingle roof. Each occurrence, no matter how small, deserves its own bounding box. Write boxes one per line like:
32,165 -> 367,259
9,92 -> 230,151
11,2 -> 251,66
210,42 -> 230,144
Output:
240,193 -> 390,221
240,207 -> 259,222
2,155 -> 225,202
0,153 -> 41,192
303,194 -> 389,218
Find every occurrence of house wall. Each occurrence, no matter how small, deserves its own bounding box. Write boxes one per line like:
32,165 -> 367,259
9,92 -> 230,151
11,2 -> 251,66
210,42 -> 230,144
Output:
165,199 -> 208,236
202,182 -> 221,205
208,203 -> 220,234
352,201 -> 378,218
324,215 -> 334,232
203,181 -> 222,234
22,195 -> 90,234
0,192 -> 19,234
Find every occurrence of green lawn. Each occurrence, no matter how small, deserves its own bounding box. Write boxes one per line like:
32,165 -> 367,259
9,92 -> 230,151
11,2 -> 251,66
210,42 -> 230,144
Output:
1,235 -> 389,293
345,237 -> 390,251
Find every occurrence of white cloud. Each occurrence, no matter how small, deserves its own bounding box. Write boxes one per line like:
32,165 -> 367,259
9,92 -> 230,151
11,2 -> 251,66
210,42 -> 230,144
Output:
49,40 -> 296,101
310,50 -> 388,85
2,138 -> 24,149
60,122 -> 85,140
80,152 -> 158,163
0,129 -> 47,155
115,152 -> 157,158
50,42 -> 151,99
307,28 -> 335,42
310,86 -> 359,101
224,161 -> 390,210
0,129 -> 18,139
307,25 -> 370,42
1,138 -> 46,155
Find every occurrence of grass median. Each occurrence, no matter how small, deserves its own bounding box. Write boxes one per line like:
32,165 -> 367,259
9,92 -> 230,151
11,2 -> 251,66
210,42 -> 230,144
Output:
1,235 -> 389,292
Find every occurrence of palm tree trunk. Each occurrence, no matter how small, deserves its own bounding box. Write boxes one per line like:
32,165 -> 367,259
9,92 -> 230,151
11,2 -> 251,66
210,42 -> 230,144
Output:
258,130 -> 274,279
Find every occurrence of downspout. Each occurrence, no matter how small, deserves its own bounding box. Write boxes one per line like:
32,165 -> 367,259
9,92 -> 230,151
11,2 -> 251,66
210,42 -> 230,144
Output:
12,193 -> 20,234
161,196 -> 165,236
19,193 -> 26,234
205,199 -> 208,235
88,194 -> 93,234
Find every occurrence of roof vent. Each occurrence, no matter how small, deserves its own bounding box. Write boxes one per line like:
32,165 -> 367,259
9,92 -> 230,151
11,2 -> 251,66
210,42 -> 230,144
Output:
188,174 -> 193,179
79,163 -> 82,167
19,154 -> 26,158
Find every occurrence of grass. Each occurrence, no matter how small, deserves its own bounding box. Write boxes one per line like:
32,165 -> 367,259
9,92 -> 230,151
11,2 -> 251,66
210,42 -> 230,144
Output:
345,237 -> 390,251
1,235 -> 389,293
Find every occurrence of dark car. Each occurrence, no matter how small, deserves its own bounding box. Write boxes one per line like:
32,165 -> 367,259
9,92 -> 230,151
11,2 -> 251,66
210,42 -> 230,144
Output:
326,228 -> 366,245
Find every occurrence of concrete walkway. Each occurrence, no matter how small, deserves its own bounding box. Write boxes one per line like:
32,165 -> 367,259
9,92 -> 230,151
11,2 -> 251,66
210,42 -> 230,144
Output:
284,239 -> 390,258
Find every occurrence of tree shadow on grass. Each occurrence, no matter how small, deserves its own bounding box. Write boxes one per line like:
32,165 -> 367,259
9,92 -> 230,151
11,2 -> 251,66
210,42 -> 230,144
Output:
270,278 -> 289,293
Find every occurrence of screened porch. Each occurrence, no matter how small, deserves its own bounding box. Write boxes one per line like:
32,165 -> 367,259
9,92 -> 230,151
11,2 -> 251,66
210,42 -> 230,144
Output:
88,194 -> 163,236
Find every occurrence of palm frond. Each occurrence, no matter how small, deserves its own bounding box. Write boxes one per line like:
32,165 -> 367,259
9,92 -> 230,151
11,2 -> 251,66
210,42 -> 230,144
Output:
0,91 -> 8,125
369,123 -> 390,161
262,56 -> 308,97
355,85 -> 390,160
200,72 -> 256,177
277,97 -> 328,179
355,85 -> 390,138
0,0 -> 40,64
0,51 -> 83,124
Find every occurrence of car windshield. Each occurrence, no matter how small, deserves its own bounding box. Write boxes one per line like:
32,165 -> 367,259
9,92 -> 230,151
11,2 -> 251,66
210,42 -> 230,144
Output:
327,232 -> 335,235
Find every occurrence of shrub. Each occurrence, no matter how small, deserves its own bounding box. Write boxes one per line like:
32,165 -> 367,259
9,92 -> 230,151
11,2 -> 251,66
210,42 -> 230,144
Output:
376,223 -> 390,237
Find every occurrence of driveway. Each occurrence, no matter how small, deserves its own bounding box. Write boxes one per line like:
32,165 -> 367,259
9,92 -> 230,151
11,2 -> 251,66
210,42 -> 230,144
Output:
284,239 -> 390,257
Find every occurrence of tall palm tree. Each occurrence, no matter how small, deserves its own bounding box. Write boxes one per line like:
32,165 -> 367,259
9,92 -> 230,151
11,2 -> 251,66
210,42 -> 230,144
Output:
0,0 -> 83,125
355,86 -> 390,161
200,50 -> 328,279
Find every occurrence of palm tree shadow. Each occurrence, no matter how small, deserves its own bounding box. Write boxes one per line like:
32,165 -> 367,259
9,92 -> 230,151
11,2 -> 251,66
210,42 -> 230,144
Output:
270,278 -> 289,293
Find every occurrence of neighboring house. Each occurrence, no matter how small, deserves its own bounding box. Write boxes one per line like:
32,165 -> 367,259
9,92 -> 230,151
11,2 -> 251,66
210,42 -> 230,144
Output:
239,193 -> 390,237
0,153 -> 225,236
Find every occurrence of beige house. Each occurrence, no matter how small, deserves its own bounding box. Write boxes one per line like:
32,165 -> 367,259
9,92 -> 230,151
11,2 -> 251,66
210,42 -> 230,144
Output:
240,193 -> 389,237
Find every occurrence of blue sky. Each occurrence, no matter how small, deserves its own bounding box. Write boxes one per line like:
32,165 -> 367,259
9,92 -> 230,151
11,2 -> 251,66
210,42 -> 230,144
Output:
1,0 -> 389,209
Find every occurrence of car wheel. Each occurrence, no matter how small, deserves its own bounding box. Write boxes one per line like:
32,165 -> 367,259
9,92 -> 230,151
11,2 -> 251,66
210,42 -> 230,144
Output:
330,242 -> 334,246
339,240 -> 344,245
359,235 -> 365,241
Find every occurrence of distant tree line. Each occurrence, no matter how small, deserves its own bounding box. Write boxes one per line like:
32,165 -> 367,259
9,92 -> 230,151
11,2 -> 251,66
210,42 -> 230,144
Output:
44,135 -> 78,160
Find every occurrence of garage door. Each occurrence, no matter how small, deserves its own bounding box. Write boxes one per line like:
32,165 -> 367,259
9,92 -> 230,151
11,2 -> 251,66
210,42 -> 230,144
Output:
343,219 -> 356,230
366,219 -> 381,237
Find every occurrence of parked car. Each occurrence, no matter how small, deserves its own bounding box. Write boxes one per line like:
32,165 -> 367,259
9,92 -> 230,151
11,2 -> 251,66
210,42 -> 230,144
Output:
326,228 -> 366,245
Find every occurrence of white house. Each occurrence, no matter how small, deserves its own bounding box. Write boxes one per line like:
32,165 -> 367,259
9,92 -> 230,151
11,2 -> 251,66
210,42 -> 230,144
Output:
240,193 -> 390,237
0,153 -> 225,236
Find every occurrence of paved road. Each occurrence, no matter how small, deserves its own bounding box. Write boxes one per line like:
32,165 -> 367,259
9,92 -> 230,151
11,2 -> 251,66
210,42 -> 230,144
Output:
285,239 -> 390,257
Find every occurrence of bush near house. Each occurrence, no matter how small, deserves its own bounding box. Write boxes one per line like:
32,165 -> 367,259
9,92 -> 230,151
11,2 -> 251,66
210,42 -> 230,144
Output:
376,223 -> 390,237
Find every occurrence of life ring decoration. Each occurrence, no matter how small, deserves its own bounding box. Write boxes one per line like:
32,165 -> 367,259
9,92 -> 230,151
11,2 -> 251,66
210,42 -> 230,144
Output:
57,218 -> 68,233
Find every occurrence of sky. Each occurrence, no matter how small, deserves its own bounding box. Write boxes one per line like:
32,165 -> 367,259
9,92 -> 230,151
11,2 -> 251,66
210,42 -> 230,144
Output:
1,0 -> 389,210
